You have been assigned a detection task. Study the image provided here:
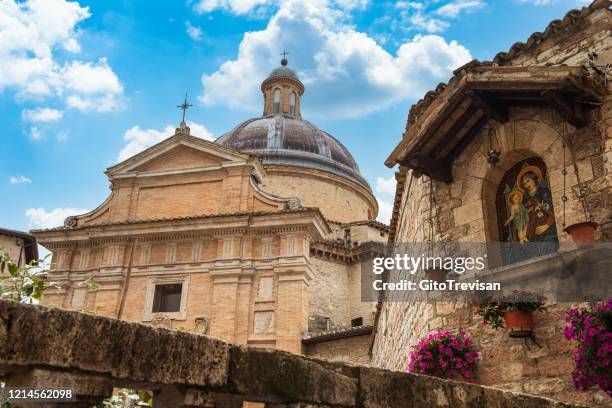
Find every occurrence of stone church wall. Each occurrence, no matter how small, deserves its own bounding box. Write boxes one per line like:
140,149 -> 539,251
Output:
309,257 -> 352,331
371,6 -> 612,407
309,258 -> 376,334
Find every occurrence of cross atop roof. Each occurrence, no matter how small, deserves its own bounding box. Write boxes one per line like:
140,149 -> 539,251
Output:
280,50 -> 289,66
177,93 -> 193,125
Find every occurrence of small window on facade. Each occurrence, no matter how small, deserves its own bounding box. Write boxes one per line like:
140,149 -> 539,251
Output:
351,317 -> 364,327
290,92 -> 296,116
273,89 -> 281,114
152,283 -> 182,313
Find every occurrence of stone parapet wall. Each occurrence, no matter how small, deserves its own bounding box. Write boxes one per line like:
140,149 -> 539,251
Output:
0,300 -> 585,407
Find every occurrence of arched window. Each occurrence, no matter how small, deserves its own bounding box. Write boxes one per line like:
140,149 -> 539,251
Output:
290,92 -> 296,116
273,89 -> 281,114
496,157 -> 558,263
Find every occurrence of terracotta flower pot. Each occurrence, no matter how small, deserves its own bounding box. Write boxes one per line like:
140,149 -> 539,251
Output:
564,221 -> 598,244
425,268 -> 447,283
503,310 -> 534,331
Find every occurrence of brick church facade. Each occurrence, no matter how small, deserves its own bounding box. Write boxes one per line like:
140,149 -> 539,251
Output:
32,57 -> 386,362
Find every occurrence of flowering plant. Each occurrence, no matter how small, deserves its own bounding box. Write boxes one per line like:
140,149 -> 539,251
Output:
408,331 -> 479,381
564,300 -> 611,396
478,290 -> 545,329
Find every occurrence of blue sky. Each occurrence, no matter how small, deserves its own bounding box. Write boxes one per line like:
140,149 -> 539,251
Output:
0,0 -> 590,232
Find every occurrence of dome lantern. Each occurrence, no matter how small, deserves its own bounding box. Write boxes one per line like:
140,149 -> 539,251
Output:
261,52 -> 304,118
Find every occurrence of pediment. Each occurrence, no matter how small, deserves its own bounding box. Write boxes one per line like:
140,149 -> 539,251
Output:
106,132 -> 256,177
132,145 -> 225,172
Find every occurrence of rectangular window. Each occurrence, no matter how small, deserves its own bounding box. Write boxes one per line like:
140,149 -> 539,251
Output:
152,284 -> 182,313
351,317 -> 364,327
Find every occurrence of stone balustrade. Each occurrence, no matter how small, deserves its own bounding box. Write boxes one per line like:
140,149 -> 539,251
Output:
0,300 -> 583,407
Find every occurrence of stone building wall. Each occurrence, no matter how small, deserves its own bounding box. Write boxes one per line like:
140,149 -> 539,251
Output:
372,3 -> 612,407
304,334 -> 372,366
309,257 -> 376,332
309,257 -> 352,331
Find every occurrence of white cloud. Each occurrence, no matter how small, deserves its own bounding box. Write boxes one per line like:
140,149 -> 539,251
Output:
376,175 -> 396,195
29,126 -> 42,140
517,0 -> 589,4
66,93 -> 121,113
194,0 -> 275,14
200,0 -> 471,119
376,197 -> 393,224
389,1 -> 486,35
409,12 -> 449,33
61,58 -> 123,112
396,1 -> 424,9
517,0 -> 552,4
26,207 -> 89,229
185,21 -> 203,40
62,58 -> 122,94
9,175 -> 32,184
0,0 -> 123,112
436,1 -> 485,18
21,107 -> 63,122
118,121 -> 214,162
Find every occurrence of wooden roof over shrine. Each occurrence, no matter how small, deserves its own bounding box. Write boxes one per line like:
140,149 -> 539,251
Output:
385,65 -> 606,183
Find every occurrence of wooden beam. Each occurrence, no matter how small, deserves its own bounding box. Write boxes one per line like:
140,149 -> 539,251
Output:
444,115 -> 489,165
541,89 -> 587,127
467,91 -> 509,123
400,153 -> 453,184
430,104 -> 480,159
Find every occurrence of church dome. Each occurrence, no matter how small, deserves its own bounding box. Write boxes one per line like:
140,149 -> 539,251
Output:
215,57 -> 371,190
267,56 -> 299,80
268,65 -> 298,80
216,114 -> 368,188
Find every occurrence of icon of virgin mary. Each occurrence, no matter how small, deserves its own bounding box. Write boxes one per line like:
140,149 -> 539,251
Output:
515,165 -> 557,243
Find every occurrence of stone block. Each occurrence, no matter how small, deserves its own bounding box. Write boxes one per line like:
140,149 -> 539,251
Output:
411,374 -> 485,408
453,201 -> 484,226
360,367 -> 484,408
228,345 -> 357,406
483,386 -> 576,408
359,367 -> 416,408
523,378 -> 566,396
6,368 -> 113,404
0,300 -> 230,388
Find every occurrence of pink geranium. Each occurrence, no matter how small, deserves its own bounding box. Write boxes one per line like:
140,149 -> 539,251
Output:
408,331 -> 479,381
564,300 -> 612,397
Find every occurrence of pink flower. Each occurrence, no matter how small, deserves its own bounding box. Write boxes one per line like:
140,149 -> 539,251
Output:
407,331 -> 479,382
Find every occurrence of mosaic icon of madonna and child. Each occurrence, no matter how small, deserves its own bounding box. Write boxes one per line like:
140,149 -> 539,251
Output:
497,158 -> 559,249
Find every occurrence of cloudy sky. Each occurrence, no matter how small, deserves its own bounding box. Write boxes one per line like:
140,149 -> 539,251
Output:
1,0 -> 590,232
